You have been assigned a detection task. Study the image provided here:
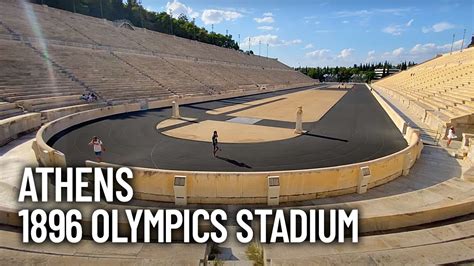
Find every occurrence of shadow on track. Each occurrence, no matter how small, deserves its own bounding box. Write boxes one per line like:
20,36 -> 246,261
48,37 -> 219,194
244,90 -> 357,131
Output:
302,132 -> 348,142
178,118 -> 199,124
184,105 -> 214,111
216,156 -> 252,169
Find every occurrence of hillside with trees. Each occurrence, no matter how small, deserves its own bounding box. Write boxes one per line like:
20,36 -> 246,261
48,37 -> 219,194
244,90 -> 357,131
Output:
30,0 -> 239,50
297,61 -> 416,82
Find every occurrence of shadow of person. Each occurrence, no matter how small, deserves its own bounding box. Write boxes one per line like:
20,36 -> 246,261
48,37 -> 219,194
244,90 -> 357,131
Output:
216,156 -> 252,169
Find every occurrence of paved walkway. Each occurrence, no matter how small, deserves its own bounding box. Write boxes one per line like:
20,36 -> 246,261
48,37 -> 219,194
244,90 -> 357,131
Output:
288,144 -> 467,207
0,133 -> 38,210
265,219 -> 474,265
0,226 -> 206,265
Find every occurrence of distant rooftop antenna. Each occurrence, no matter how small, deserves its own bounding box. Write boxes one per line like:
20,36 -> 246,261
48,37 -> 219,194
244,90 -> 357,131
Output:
192,18 -> 196,40
99,0 -> 103,18
211,24 -> 214,44
138,0 -> 144,28
169,9 -> 173,34
450,33 -> 455,54
461,29 -> 466,52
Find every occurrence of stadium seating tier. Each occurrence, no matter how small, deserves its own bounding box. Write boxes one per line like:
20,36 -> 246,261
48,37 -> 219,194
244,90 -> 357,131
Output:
0,0 -> 314,112
374,47 -> 474,133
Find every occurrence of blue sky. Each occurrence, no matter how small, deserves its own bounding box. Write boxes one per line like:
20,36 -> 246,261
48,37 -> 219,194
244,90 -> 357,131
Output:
142,0 -> 473,67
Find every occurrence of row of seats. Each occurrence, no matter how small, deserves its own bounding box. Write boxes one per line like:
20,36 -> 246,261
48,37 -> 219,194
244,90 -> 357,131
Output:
0,0 -> 314,146
375,47 -> 474,123
0,218 -> 471,264
0,39 -> 98,119
21,41 -> 311,103
44,44 -> 175,102
0,0 -> 313,108
266,219 -> 474,265
0,0 -> 291,71
0,101 -> 23,119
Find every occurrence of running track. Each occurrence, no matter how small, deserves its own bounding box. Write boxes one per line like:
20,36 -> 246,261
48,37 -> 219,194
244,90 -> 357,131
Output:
49,84 -> 407,172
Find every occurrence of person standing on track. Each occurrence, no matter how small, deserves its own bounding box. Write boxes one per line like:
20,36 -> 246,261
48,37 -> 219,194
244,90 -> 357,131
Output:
89,136 -> 105,162
212,131 -> 220,157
